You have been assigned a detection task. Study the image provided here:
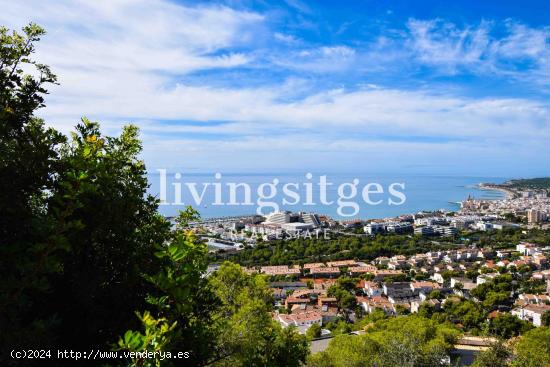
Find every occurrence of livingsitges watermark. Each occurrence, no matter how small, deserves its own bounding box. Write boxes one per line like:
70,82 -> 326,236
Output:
156,170 -> 406,217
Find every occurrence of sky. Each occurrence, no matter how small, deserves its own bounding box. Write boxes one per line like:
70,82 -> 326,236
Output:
1,0 -> 550,176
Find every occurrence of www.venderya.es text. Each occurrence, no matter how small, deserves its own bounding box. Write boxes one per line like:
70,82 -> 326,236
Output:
10,349 -> 190,361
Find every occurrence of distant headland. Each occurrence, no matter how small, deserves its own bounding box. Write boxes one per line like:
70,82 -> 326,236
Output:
478,177 -> 550,199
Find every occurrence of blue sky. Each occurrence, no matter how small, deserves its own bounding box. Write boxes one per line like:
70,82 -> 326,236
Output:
1,0 -> 549,176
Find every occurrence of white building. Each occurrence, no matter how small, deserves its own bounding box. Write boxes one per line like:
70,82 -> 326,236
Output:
476,273 -> 498,285
265,211 -> 291,225
415,226 -> 435,236
512,304 -> 550,327
364,222 -> 385,235
516,242 -> 541,256
301,212 -> 321,227
276,311 -> 323,334
473,221 -> 493,231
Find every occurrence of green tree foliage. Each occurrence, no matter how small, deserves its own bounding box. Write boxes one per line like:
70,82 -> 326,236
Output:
213,226 -> 550,267
1,24 -> 309,367
503,178 -> 550,190
428,290 -> 443,300
206,262 -> 309,366
117,208 -> 217,366
308,316 -> 460,367
4,23 -> 550,367
50,119 -> 169,348
466,269 -> 480,281
334,276 -> 358,292
213,233 -> 467,266
327,278 -> 357,321
395,304 -> 411,316
121,260 -> 309,366
472,327 -> 550,367
472,342 -> 512,367
354,309 -> 387,330
482,292 -> 511,309
117,312 -> 177,367
327,320 -> 352,335
417,303 -> 436,319
440,299 -> 486,331
470,275 -> 513,310
487,314 -> 533,339
306,323 -> 322,340
1,24 -> 169,354
308,334 -> 381,367
512,327 -> 550,367
1,23 -> 66,352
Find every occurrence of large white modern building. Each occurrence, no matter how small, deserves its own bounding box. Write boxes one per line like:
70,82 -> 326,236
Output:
265,211 -> 321,229
265,211 -> 291,224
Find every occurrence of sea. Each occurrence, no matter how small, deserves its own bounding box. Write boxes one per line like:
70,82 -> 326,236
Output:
147,172 -> 507,220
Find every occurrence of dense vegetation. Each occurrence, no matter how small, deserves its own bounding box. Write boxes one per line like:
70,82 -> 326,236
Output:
472,327 -> 550,367
308,295 -> 548,367
211,228 -> 550,266
1,23 -> 173,358
308,316 -> 460,367
0,24 -> 307,366
501,177 -> 550,190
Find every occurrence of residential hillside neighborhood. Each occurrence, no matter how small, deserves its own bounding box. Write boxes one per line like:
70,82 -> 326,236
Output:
200,186 -> 550,349
251,242 -> 550,334
196,185 -> 550,364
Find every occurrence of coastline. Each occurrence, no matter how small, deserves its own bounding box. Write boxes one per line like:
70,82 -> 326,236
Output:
153,174 -> 510,220
476,183 -> 514,200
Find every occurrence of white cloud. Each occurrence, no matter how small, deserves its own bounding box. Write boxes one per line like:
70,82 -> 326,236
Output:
1,1 -> 549,175
270,18 -> 550,80
283,0 -> 313,15
273,45 -> 356,72
497,22 -> 549,59
1,0 -> 263,54
0,0 -> 265,128
406,18 -> 550,80
406,19 -> 493,73
319,46 -> 356,57
274,32 -> 300,44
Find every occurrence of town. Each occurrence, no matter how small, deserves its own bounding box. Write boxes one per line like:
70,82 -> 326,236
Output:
4,2 -> 550,365
196,184 -> 550,364
193,184 -> 549,249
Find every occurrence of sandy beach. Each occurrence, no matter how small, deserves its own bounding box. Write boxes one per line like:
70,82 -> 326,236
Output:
476,183 -> 515,200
